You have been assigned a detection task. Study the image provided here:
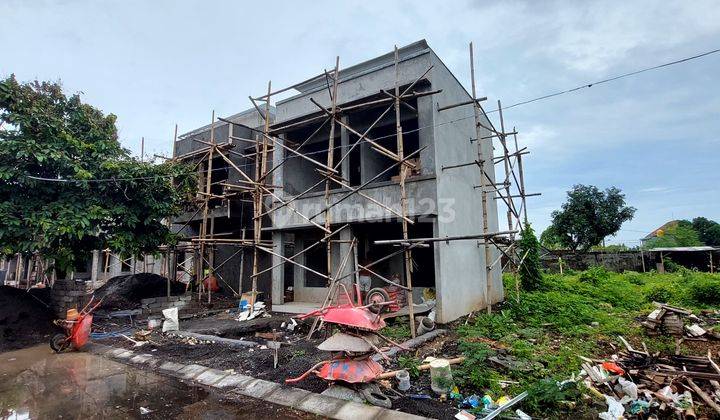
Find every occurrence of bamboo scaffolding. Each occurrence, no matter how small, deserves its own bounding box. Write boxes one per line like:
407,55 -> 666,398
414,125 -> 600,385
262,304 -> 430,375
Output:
157,42 -> 535,335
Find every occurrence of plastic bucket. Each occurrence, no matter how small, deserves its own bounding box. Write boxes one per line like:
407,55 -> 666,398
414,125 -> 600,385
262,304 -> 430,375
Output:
395,369 -> 411,391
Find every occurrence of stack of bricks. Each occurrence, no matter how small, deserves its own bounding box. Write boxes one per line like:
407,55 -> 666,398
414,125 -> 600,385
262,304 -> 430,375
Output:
140,294 -> 196,315
51,278 -> 93,317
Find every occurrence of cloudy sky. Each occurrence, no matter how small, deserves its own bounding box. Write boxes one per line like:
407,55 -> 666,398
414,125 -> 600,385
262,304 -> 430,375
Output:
2,0 -> 719,245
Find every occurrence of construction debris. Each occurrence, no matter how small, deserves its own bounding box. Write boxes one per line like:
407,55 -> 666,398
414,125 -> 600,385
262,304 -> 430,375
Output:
642,302 -> 720,340
578,336 -> 720,418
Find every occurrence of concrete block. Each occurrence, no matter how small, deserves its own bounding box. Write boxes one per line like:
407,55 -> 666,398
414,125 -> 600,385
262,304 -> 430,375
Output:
129,354 -> 155,365
158,361 -> 186,374
334,401 -> 384,420
107,348 -> 129,358
321,385 -> 365,403
141,298 -> 157,304
194,369 -> 229,387
296,394 -> 345,417
265,386 -> 312,408
214,374 -> 255,390
115,350 -> 134,359
178,363 -> 208,380
239,379 -> 280,399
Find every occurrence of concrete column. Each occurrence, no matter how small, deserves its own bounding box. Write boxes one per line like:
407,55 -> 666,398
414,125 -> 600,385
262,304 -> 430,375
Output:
184,252 -> 195,284
109,254 -> 122,277
417,95 -> 435,175
90,250 -> 100,288
273,133 -> 286,200
340,116 -> 350,183
271,232 -> 285,305
293,236 -> 305,297
335,228 -> 355,297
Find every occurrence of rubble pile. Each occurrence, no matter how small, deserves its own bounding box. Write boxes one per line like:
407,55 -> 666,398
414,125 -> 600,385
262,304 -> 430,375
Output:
579,318 -> 720,418
642,302 -> 720,340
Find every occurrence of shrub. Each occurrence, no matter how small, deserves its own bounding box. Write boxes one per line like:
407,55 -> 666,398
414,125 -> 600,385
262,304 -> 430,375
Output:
664,258 -> 683,273
519,223 -> 544,291
646,285 -> 674,303
689,279 -> 720,305
523,378 -> 584,416
578,266 -> 610,285
624,271 -> 645,285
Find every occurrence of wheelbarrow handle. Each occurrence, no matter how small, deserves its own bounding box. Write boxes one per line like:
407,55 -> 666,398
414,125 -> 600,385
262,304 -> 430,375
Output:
285,360 -> 328,383
294,307 -> 329,320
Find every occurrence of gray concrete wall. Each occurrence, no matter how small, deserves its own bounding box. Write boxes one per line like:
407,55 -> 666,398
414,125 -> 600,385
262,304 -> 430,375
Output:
275,47 -> 434,124
428,51 -> 502,323
269,177 -> 437,230
541,250 -> 646,273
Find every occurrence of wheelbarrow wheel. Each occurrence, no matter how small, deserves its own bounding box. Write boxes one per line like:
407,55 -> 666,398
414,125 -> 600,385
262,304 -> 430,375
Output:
365,288 -> 391,314
50,334 -> 70,353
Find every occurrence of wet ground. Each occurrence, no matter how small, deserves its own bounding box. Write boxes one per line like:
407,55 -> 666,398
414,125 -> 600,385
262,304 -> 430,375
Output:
0,345 -> 312,419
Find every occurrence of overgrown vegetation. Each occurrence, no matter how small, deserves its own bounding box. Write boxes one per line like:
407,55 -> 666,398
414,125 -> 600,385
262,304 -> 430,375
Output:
518,222 -> 543,291
455,268 -> 720,416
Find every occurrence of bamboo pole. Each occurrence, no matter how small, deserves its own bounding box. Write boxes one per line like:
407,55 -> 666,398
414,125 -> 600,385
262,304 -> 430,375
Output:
469,42 -> 494,314
198,111 -> 216,301
324,57 -> 340,287
393,46 -> 416,338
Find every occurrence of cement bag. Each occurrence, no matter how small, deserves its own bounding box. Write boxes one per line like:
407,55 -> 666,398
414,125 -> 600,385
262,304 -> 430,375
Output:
162,307 -> 179,332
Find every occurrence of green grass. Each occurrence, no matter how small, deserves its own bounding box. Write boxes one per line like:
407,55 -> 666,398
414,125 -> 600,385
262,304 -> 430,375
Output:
455,268 -> 720,416
380,316 -> 412,340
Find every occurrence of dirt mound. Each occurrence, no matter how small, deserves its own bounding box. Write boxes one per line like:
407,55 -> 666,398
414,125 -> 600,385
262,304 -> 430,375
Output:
94,273 -> 187,310
0,285 -> 60,351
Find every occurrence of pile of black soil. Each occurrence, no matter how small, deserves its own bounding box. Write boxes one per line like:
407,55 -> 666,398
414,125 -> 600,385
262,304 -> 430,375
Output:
94,273 -> 187,310
0,285 -> 60,351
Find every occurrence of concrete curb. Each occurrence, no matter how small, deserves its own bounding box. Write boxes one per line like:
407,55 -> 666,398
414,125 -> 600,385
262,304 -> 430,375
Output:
83,343 -> 432,420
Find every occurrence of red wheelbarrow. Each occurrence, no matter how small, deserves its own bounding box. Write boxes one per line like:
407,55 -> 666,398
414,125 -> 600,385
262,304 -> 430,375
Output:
50,296 -> 103,352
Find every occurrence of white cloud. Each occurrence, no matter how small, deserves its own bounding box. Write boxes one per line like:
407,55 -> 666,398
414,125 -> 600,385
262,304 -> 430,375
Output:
535,1 -> 720,73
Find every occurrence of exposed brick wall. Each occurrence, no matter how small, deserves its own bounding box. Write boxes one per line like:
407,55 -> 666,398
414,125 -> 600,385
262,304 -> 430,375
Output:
51,278 -> 93,317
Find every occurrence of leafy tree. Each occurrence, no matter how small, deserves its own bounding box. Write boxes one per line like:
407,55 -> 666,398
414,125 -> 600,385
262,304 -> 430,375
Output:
0,76 -> 195,271
548,185 -> 635,252
540,225 -> 563,250
692,217 -> 720,247
519,222 -> 543,291
645,220 -> 702,248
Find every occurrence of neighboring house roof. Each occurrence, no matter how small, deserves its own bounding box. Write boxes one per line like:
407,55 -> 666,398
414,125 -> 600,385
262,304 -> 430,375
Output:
178,107 -> 275,139
642,220 -> 680,241
647,246 -> 718,252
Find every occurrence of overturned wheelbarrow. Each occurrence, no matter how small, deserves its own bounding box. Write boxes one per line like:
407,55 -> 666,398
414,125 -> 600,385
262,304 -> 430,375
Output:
50,296 -> 103,352
286,357 -> 384,384
297,283 -> 394,331
297,304 -> 387,331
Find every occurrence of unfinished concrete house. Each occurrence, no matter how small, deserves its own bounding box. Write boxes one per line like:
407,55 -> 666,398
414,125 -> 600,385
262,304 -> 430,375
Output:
170,40 -> 526,326
265,40 -> 503,323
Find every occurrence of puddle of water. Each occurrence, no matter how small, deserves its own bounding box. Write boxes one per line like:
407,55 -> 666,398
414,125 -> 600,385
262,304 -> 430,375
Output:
0,345 -> 310,419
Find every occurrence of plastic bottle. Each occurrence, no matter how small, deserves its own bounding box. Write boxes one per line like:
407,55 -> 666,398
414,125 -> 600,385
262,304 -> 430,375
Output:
430,358 -> 454,394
